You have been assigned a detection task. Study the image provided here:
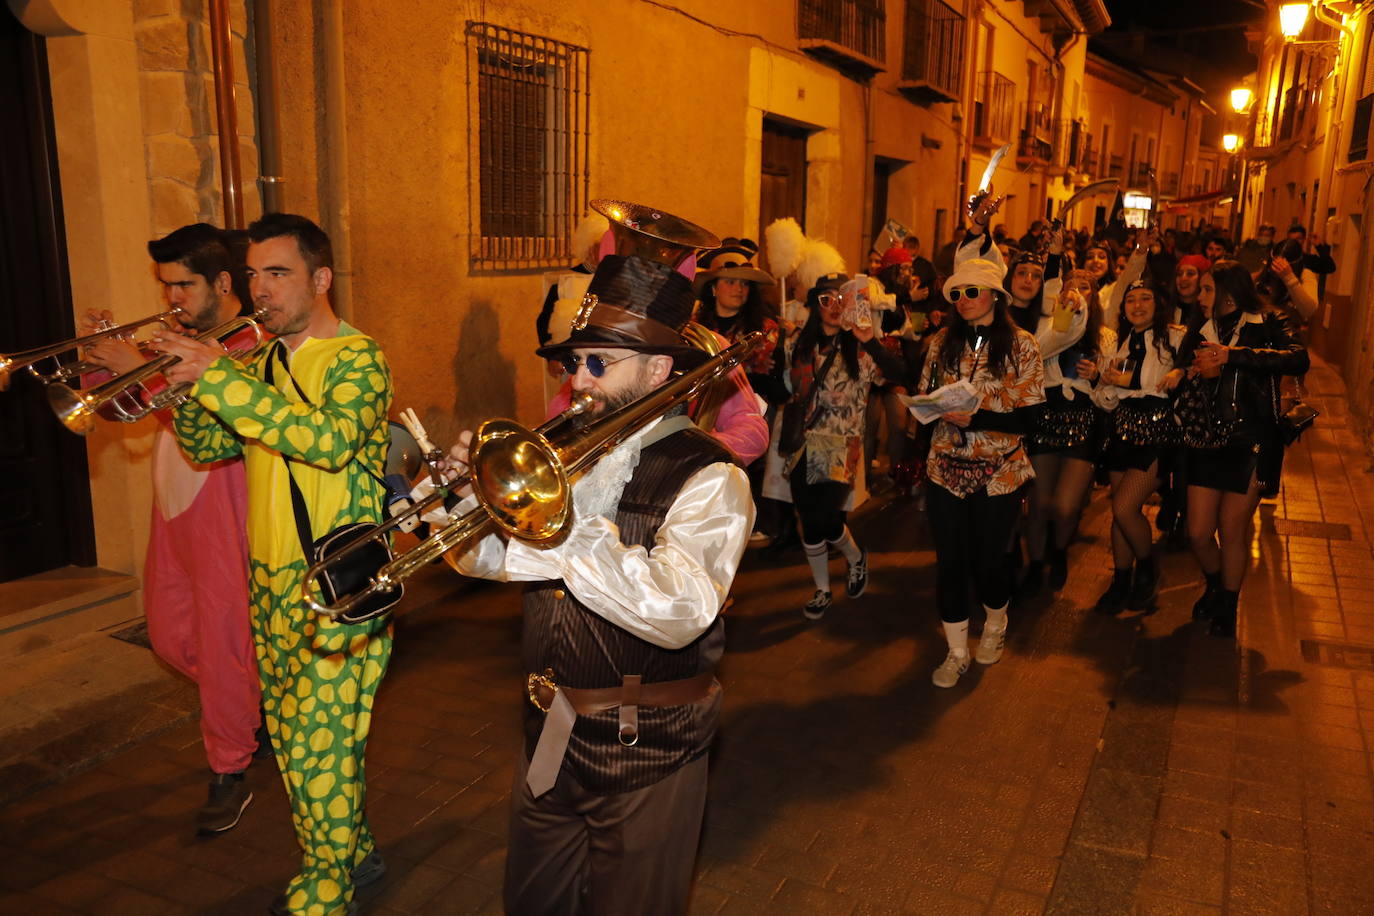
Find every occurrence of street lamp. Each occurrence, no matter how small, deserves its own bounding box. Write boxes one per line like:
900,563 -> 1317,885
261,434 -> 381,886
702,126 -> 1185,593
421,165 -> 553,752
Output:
1222,133 -> 1240,153
1230,88 -> 1253,114
1279,2 -> 1310,39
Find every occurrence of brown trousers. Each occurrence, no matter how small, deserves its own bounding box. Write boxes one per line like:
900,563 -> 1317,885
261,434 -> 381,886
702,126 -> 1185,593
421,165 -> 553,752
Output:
503,751 -> 710,916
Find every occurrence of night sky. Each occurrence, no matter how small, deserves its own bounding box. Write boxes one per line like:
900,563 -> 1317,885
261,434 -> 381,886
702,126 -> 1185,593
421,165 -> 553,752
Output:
1099,0 -> 1262,91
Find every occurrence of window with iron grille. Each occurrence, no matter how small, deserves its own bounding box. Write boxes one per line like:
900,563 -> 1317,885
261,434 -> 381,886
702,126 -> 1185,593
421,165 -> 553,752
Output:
901,0 -> 964,101
466,23 -> 589,270
798,0 -> 886,64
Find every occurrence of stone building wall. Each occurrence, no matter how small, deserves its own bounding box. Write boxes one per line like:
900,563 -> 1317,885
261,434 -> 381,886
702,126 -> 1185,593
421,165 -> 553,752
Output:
133,0 -> 257,235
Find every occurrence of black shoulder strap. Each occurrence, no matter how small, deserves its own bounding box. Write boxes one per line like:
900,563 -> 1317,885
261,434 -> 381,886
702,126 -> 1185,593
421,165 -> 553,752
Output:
262,340 -> 387,555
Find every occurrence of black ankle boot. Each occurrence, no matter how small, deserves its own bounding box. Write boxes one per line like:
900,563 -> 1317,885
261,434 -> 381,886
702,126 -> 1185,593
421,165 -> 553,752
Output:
1094,569 -> 1132,614
1208,589 -> 1239,638
1020,561 -> 1045,598
1047,547 -> 1069,591
1126,557 -> 1159,611
1192,572 -> 1222,620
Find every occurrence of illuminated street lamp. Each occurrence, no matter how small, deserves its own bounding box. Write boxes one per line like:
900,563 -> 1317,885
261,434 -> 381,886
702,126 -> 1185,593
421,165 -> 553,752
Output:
1222,133 -> 1240,153
1230,87 -> 1253,114
1279,2 -> 1310,39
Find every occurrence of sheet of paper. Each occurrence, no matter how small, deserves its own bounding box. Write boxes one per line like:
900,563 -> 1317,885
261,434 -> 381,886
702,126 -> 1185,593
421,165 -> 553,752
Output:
900,379 -> 981,425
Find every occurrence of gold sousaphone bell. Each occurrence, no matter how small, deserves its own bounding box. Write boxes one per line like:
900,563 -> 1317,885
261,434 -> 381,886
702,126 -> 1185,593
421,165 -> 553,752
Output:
302,199 -> 762,621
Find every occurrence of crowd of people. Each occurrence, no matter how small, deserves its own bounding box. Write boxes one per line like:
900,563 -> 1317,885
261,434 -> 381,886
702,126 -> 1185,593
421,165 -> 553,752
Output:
668,190 -> 1323,688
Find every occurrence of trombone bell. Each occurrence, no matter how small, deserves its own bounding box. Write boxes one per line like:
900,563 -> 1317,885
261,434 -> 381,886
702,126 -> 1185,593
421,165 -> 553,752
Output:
469,419 -> 571,541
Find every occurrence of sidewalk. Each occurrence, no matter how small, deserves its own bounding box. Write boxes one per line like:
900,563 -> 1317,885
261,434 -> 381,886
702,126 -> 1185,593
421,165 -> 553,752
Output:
0,359 -> 1370,915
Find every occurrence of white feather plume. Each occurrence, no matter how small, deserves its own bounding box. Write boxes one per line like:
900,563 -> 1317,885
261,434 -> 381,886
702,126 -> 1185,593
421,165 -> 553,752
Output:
571,212 -> 610,268
764,217 -> 805,278
794,238 -> 847,295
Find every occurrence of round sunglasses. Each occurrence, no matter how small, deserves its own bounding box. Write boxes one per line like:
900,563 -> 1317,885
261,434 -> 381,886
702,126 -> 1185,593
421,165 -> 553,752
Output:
946,286 -> 989,302
559,352 -> 639,378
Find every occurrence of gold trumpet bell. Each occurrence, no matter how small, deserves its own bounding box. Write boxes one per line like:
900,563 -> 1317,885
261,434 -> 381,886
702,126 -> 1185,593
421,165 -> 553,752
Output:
591,199 -> 720,269
469,418 -> 571,541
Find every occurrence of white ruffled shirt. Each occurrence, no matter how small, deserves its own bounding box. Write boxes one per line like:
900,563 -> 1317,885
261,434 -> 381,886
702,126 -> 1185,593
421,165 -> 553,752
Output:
424,417 -> 754,650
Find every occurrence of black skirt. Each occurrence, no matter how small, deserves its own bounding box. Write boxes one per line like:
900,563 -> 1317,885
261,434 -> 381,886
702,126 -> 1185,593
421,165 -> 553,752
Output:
1102,396 -> 1176,473
1029,389 -> 1105,460
1185,440 -> 1261,495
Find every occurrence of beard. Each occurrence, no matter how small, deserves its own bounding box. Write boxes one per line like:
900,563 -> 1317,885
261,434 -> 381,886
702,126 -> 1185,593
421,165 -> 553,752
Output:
569,365 -> 655,430
182,291 -> 223,333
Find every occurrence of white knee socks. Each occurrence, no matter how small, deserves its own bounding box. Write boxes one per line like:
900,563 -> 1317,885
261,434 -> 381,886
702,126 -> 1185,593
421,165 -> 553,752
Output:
828,526 -> 863,565
803,541 -> 830,592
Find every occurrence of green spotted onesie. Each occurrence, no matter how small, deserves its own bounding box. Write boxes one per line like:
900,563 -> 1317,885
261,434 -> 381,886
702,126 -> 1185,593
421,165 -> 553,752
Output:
172,324 -> 393,916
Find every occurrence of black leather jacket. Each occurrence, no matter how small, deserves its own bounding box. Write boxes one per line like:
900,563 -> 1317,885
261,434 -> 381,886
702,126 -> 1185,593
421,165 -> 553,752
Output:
1179,310 -> 1309,440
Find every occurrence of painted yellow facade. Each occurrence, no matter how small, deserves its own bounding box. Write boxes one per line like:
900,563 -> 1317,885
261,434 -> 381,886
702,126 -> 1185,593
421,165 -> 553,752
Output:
1240,0 -> 1373,400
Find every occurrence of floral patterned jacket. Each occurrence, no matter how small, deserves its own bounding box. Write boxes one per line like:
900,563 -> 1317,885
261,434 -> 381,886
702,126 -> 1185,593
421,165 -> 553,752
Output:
919,327 -> 1045,497
785,338 -> 887,485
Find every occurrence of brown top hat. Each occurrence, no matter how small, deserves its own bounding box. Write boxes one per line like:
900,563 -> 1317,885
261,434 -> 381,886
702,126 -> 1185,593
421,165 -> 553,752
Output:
535,200 -> 721,369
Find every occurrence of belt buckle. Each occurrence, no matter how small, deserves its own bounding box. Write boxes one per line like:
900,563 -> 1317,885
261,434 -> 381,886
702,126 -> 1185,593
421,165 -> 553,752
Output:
526,668 -> 557,712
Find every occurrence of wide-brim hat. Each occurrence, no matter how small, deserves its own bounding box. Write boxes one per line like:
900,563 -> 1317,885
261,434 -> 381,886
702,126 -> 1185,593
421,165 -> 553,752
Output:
535,254 -> 712,369
692,257 -> 773,295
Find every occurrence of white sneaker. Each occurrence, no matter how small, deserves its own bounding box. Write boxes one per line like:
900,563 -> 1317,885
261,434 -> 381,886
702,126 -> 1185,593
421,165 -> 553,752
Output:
932,650 -> 970,688
975,624 -> 1006,665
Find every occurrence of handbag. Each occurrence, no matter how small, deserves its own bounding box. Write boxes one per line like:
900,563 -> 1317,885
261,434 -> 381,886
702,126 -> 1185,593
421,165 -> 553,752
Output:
1278,399 -> 1318,445
267,342 -> 402,625
1175,375 -> 1237,450
283,466 -> 402,625
778,347 -> 838,455
1276,376 -> 1318,446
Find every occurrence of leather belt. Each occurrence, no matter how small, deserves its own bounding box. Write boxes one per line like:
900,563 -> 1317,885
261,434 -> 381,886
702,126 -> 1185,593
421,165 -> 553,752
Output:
524,669 -> 716,798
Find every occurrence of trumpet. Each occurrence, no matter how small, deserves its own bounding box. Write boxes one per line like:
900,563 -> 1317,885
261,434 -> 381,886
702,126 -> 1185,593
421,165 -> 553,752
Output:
46,310 -> 270,435
303,331 -> 766,620
0,309 -> 183,391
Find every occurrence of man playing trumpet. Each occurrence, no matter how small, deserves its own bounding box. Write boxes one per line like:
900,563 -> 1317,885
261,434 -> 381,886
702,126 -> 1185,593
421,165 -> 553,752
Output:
82,223 -> 263,835
433,211 -> 755,915
152,213 -> 394,916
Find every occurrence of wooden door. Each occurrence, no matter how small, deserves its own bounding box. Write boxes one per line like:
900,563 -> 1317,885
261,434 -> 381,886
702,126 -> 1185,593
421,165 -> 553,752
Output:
758,119 -> 809,277
0,7 -> 95,581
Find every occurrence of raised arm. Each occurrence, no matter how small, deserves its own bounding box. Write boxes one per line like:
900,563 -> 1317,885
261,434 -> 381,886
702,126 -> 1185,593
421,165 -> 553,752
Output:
186,339 -> 392,471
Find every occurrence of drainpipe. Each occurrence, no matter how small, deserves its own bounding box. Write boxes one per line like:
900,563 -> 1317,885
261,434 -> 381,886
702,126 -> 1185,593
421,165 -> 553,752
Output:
208,0 -> 244,229
251,0 -> 284,213
321,0 -> 352,320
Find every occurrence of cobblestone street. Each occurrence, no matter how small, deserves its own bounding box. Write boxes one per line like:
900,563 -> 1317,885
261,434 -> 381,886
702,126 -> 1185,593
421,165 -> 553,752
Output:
2,359 -> 1373,915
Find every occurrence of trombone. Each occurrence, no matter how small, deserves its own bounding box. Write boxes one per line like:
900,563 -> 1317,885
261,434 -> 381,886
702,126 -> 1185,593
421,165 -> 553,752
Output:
0,309 -> 183,391
46,310 -> 271,435
303,331 -> 765,620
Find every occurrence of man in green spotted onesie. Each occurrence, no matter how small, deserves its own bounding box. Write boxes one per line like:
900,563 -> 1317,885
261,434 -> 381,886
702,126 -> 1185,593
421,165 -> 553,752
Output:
154,213 -> 393,916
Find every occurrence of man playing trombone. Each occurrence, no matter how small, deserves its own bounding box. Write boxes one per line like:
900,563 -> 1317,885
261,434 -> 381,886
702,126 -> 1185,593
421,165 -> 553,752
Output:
82,223 -> 263,835
434,208 -> 755,916
152,213 -> 394,916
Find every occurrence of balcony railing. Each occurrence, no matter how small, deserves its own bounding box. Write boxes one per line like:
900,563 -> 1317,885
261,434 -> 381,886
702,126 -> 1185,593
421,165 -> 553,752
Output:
1080,147 -> 1098,177
1018,130 -> 1052,164
1108,153 -> 1124,177
799,0 -> 886,74
1050,118 -> 1087,171
972,72 -> 1015,147
899,0 -> 965,103
1129,161 -> 1152,186
1161,171 -> 1180,195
